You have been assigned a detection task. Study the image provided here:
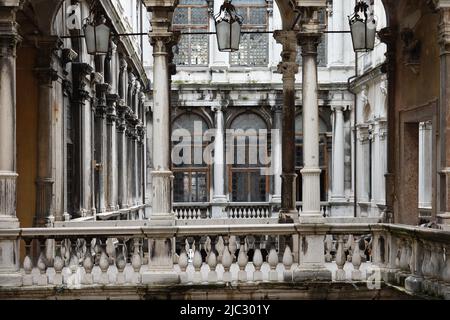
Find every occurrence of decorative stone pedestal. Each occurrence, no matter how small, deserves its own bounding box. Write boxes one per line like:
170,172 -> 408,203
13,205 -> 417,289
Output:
141,238 -> 179,285
293,234 -> 332,282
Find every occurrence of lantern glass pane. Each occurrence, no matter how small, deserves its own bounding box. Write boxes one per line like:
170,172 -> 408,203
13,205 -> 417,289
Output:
216,20 -> 231,51
84,24 -> 96,55
95,23 -> 110,54
230,21 -> 241,51
350,20 -> 366,52
366,19 -> 377,50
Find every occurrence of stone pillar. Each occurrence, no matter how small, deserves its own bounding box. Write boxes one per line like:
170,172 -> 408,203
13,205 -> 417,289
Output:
331,105 -> 346,199
106,94 -> 118,211
34,37 -> 61,226
271,105 -> 282,204
116,102 -> 128,209
298,23 -> 324,221
419,121 -> 433,209
293,4 -> 331,282
211,104 -> 227,218
72,63 -> 94,217
438,5 -> 450,224
274,30 -> 299,223
143,0 -> 179,285
0,1 -> 21,286
94,83 -> 109,213
117,57 -> 128,209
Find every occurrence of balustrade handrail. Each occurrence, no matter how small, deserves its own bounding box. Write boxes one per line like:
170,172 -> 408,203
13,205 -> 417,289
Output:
0,223 -> 407,239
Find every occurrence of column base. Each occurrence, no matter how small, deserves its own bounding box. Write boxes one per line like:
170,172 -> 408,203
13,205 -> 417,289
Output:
149,213 -> 175,226
405,275 -> 423,294
278,210 -> 298,223
298,215 -> 326,224
211,200 -> 227,219
293,267 -> 332,282
0,272 -> 22,287
0,216 -> 19,228
141,271 -> 180,285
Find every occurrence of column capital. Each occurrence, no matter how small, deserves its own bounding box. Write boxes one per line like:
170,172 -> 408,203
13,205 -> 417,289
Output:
271,105 -> 283,113
274,30 -> 298,54
439,7 -> 450,51
149,32 -> 180,56
211,104 -> 226,113
331,105 -> 347,113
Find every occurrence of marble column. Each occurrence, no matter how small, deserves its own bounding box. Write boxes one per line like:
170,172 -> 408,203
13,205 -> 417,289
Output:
274,30 -> 299,223
143,1 -> 179,285
0,1 -> 21,286
293,4 -> 331,282
419,121 -> 432,209
94,83 -> 109,214
34,37 -> 61,226
271,105 -> 282,204
298,27 -> 324,220
331,105 -> 346,199
116,103 -> 128,209
106,94 -> 118,211
117,56 -> 128,209
71,63 -> 94,217
211,105 -> 227,218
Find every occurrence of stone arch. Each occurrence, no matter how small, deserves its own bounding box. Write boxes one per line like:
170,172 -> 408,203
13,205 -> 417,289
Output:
28,0 -> 65,35
226,109 -> 270,130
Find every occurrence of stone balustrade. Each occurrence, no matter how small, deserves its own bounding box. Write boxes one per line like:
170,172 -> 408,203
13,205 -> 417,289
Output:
0,223 -> 449,299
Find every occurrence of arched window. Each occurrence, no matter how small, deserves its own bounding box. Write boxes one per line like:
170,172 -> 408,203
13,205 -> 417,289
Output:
230,0 -> 269,66
172,113 -> 209,202
295,114 -> 330,202
173,0 -> 209,66
228,113 -> 270,202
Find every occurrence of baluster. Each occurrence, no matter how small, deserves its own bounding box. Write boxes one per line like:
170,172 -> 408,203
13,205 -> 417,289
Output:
178,239 -> 189,284
187,209 -> 192,219
67,244 -> 80,287
256,208 -> 261,218
237,208 -> 242,219
99,245 -> 110,284
399,239 -> 409,272
215,236 -> 225,264
250,209 -> 255,218
282,245 -> 293,282
335,235 -> 346,281
131,238 -> 142,284
203,237 -> 216,283
253,245 -> 263,282
345,235 -> 354,262
268,247 -> 279,282
351,237 -> 362,281
222,239 -> 232,283
324,235 -> 333,263
229,236 -> 237,261
22,238 -> 33,286
53,239 -> 64,286
442,245 -> 450,283
93,238 -> 102,266
37,239 -> 48,286
82,239 -> 94,285
421,243 -> 431,278
237,240 -> 248,282
106,238 -> 116,265
206,208 -> 211,219
192,240 -> 203,284
181,209 -> 185,219
115,239 -> 127,285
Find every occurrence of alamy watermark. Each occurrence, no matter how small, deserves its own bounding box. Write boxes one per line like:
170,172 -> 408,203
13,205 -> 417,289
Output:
171,121 -> 280,176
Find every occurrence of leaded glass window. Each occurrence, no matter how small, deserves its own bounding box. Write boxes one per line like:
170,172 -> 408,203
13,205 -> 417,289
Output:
228,113 -> 270,202
230,0 -> 268,66
173,0 -> 209,66
172,113 -> 210,202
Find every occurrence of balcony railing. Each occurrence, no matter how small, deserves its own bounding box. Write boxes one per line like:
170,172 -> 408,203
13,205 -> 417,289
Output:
0,222 -> 449,299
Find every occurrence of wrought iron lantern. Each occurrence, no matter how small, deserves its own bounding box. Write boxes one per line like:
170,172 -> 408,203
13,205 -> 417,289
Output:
348,1 -> 377,52
214,0 -> 243,52
83,14 -> 110,55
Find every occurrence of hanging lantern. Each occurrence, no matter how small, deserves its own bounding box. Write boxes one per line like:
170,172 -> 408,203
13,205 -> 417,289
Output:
83,15 -> 110,55
214,0 -> 243,52
348,1 -> 377,52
